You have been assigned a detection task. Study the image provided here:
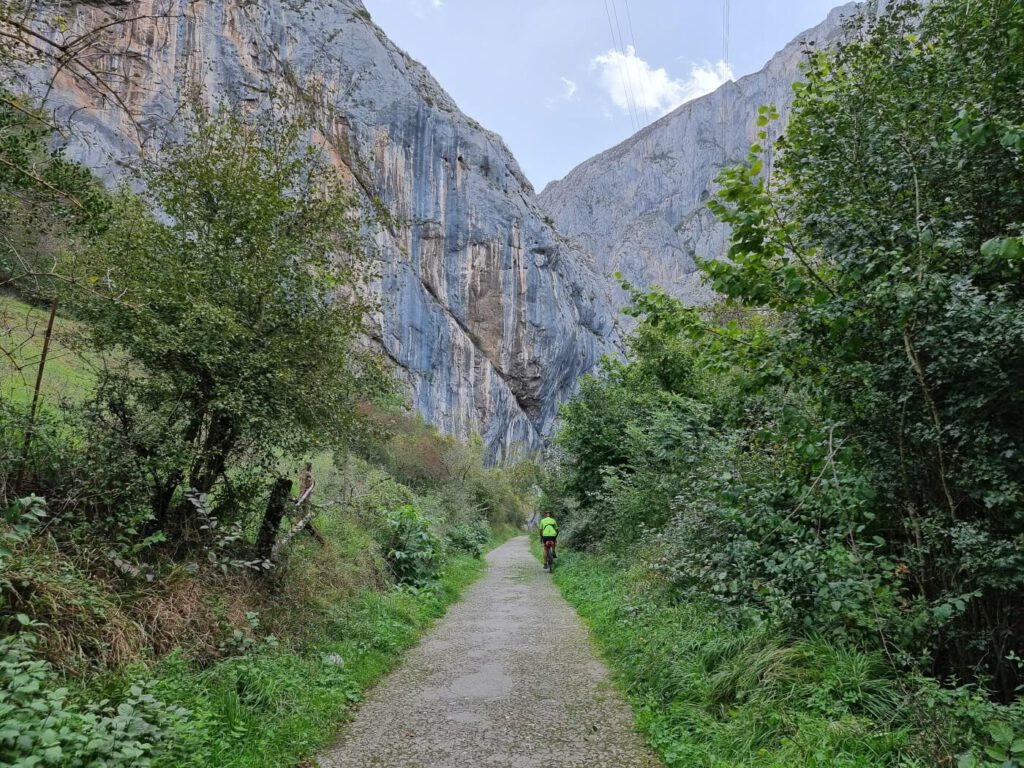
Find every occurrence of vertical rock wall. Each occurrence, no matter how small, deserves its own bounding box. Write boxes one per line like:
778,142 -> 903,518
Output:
25,0 -> 622,461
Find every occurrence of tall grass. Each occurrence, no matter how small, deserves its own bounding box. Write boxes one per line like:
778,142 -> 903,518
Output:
553,552 -> 928,767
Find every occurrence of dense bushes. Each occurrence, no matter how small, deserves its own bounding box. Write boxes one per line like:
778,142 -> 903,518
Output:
366,408 -> 539,529
546,0 -> 1024,761
446,520 -> 492,558
380,505 -> 444,586
704,0 -> 1024,696
0,633 -> 182,768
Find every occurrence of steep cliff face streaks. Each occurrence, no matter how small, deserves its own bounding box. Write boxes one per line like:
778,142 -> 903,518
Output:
25,0 -> 862,458
537,3 -> 861,309
27,0 -> 621,460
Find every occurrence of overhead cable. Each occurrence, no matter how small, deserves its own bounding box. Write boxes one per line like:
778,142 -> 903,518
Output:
723,0 -> 731,64
611,0 -> 646,127
603,0 -> 640,131
622,0 -> 652,125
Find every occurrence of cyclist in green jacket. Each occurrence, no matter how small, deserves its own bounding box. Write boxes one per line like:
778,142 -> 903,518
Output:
538,514 -> 558,570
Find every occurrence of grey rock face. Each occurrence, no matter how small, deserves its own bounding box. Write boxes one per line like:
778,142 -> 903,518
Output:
25,0 -> 621,461
537,3 -> 863,310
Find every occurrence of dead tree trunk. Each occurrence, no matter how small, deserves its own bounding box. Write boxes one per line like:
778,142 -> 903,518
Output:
256,477 -> 293,561
272,463 -> 324,559
297,462 -> 325,545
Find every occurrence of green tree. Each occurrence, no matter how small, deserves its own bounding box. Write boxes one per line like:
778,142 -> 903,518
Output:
705,0 -> 1024,696
0,91 -> 107,295
76,105 -> 384,536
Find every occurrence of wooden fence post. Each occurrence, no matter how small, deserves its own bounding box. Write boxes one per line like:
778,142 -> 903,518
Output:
270,463 -> 325,559
297,462 -> 325,545
23,297 -> 58,456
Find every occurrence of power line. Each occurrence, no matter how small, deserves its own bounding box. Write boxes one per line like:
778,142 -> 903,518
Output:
610,0 -> 645,127
618,0 -> 651,124
603,0 -> 639,131
723,0 -> 731,64
720,0 -> 730,149
621,0 -> 652,125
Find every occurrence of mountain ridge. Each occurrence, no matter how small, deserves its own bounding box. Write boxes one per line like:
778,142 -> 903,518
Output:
537,2 -> 863,309
21,0 -> 863,457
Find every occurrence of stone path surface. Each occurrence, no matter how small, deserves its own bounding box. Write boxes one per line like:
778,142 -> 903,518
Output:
318,536 -> 661,768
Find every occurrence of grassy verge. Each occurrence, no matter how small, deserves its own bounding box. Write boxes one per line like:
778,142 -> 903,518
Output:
13,488 -> 522,768
74,521 -> 517,768
552,551 -> 928,768
138,552 -> 485,768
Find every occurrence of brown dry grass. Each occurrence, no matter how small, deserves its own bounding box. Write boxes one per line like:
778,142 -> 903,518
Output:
131,567 -> 269,664
3,466 -> 402,676
4,535 -> 277,673
4,536 -> 146,671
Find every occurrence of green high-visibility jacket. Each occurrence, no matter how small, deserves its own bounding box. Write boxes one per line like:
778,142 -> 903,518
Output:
539,516 -> 558,537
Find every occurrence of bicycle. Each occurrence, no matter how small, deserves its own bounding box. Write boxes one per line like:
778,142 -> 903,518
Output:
543,539 -> 556,573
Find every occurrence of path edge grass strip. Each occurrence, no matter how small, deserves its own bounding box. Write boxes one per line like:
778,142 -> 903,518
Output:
549,551 -> 923,768
137,533 -> 519,768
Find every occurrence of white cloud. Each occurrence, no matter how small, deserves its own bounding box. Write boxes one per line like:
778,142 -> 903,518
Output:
432,0 -> 443,7
591,46 -> 733,118
560,77 -> 577,100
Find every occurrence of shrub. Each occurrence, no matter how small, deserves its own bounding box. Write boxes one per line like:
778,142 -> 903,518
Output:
446,520 -> 491,558
379,505 -> 442,586
0,633 -> 183,767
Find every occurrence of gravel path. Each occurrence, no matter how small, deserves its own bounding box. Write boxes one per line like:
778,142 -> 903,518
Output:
318,536 -> 660,768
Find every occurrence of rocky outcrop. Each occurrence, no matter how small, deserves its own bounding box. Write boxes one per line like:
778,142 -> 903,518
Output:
23,0 -> 621,460
537,3 -> 863,309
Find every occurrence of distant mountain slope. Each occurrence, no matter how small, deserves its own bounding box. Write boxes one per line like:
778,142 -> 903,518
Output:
23,0 -> 622,460
537,3 -> 862,308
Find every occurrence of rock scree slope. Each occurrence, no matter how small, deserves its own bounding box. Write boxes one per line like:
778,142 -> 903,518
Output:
318,536 -> 661,768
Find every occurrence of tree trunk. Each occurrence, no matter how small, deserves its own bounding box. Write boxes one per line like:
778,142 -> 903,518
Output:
152,473 -> 181,521
190,414 -> 235,496
255,477 -> 293,561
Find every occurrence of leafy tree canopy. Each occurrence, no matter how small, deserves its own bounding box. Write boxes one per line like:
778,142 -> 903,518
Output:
74,104 -> 386,530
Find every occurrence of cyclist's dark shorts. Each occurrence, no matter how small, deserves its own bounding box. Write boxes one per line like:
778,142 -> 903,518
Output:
541,535 -> 557,544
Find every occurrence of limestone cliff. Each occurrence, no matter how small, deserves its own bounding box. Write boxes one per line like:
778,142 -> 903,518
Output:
537,3 -> 863,308
23,0 -> 621,460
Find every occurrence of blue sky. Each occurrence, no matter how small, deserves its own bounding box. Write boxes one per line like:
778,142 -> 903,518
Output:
361,0 -> 843,191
